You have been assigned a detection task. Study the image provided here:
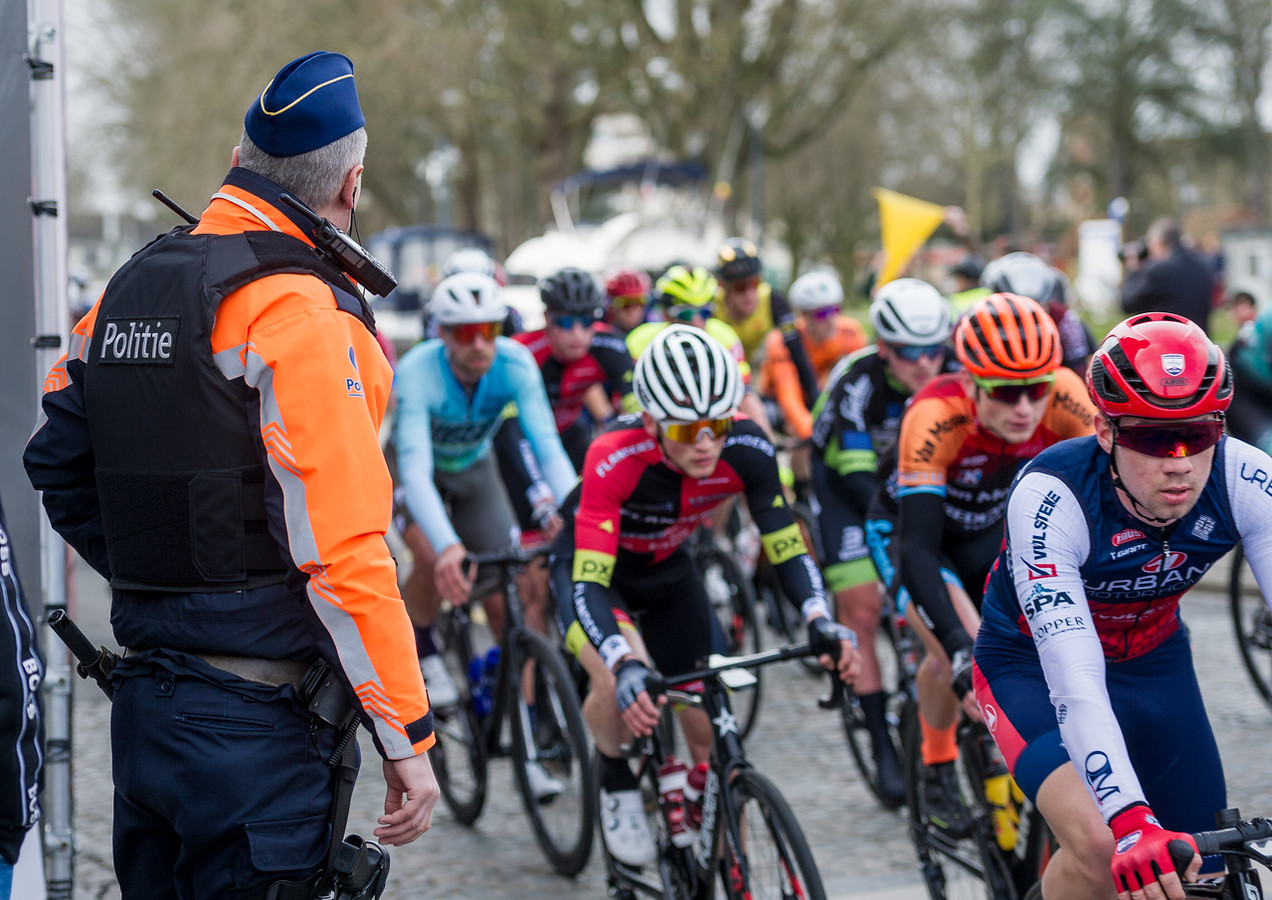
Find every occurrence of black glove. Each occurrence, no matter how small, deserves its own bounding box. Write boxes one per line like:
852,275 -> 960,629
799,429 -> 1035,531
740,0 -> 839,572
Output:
950,646 -> 975,700
613,658 -> 651,713
807,617 -> 857,661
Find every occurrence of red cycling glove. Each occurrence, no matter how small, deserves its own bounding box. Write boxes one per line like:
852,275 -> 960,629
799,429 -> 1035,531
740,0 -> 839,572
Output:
1109,803 -> 1198,895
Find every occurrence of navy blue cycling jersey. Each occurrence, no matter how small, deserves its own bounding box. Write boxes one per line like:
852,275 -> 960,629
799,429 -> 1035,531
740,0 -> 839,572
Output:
978,433 -> 1272,820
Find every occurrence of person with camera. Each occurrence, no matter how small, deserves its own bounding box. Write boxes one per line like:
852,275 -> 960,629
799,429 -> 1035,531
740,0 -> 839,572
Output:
1121,217 -> 1214,332
24,52 -> 439,899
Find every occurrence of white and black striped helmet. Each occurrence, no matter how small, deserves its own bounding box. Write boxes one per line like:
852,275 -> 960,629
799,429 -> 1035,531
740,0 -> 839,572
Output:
870,278 -> 952,345
633,325 -> 742,421
429,272 -> 507,325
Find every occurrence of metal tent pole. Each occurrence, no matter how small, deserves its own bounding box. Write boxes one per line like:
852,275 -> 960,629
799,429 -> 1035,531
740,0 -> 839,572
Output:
27,2 -> 73,897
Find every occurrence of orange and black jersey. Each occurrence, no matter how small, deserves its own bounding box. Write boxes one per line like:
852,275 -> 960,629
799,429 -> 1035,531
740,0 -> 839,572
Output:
895,367 -> 1095,655
560,414 -> 826,665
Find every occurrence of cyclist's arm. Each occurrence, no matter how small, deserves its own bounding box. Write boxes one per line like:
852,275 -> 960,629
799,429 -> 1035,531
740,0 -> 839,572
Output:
392,352 -> 460,553
509,342 -> 577,503
764,329 -> 813,439
569,441 -> 634,669
1224,437 -> 1272,605
590,331 -> 640,416
770,288 -> 819,404
491,412 -> 556,529
1007,471 -> 1146,821
736,423 -> 830,621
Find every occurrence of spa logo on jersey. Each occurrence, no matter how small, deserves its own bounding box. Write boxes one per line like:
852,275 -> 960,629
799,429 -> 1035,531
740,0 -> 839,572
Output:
1141,551 -> 1187,573
1021,583 -> 1076,618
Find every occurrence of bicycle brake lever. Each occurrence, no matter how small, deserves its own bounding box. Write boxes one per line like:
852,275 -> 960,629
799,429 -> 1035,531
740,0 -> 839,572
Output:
817,670 -> 845,710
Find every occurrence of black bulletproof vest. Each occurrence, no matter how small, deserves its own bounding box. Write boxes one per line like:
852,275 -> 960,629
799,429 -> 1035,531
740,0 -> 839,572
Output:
84,227 -> 374,592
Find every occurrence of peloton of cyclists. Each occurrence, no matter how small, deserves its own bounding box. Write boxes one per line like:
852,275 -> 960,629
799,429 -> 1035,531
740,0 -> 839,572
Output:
808,277 -> 955,806
974,312 -> 1272,900
551,324 -> 860,866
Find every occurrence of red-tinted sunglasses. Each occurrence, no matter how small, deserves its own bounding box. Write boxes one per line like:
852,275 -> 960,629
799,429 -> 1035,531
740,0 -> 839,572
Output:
1113,419 -> 1224,458
973,376 -> 1054,404
446,321 -> 500,343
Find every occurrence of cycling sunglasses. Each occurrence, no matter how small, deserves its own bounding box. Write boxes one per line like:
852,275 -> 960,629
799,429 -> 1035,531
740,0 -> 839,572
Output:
725,277 -> 761,292
809,306 -> 839,321
446,321 -> 500,343
887,342 -> 946,362
549,314 -> 598,331
609,294 -> 647,310
973,374 -> 1055,404
667,304 -> 714,323
661,417 -> 734,444
1113,419 -> 1224,458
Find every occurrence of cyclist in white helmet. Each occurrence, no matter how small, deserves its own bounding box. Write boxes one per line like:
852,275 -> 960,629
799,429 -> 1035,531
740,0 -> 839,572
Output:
552,324 -> 860,866
392,272 -> 575,801
807,277 -> 954,808
759,269 -> 867,441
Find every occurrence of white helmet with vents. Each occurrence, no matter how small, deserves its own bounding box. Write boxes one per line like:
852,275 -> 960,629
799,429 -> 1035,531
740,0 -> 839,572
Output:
429,272 -> 507,325
633,325 -> 742,421
869,278 -> 951,345
789,270 -> 844,312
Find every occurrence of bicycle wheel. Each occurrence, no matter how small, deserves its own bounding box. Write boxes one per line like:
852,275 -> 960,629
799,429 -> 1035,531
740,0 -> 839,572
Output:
840,615 -> 908,809
1229,543 -> 1272,710
902,704 -> 1016,900
508,629 -> 596,875
722,769 -> 827,900
429,609 -> 488,824
699,546 -> 763,739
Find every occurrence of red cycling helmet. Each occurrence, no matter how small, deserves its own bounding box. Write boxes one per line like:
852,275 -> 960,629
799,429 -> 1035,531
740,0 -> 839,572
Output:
604,267 -> 652,301
1086,312 -> 1233,419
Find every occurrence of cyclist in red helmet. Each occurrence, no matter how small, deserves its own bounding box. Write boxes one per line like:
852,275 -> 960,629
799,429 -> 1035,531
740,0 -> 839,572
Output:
974,312 -> 1272,900
604,267 -> 653,336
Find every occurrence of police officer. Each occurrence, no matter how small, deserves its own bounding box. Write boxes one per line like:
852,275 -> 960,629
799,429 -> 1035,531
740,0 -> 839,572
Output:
24,51 -> 438,898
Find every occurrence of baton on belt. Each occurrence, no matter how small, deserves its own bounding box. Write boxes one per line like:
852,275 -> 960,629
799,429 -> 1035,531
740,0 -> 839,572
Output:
47,609 -> 118,700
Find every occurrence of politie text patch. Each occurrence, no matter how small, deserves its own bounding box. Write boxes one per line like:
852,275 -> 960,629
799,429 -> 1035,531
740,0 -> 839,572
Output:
97,317 -> 181,365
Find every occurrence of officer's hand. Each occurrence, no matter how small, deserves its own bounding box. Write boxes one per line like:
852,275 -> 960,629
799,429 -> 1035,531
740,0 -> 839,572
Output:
434,543 -> 474,606
807,617 -> 861,684
614,658 -> 663,737
377,751 -> 440,845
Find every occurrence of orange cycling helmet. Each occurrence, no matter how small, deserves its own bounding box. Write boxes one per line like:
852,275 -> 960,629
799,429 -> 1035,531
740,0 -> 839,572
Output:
1086,312 -> 1232,419
954,292 -> 1061,379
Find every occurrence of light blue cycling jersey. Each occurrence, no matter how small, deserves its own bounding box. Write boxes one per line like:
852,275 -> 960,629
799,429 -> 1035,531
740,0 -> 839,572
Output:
393,336 -> 575,552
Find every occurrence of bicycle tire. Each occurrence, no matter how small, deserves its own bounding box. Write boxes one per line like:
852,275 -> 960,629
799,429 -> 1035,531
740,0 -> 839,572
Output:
1229,543 -> 1272,710
428,608 -> 489,824
698,546 -> 763,739
902,703 -> 1016,900
722,769 -> 827,900
508,629 -> 596,875
840,620 -> 908,810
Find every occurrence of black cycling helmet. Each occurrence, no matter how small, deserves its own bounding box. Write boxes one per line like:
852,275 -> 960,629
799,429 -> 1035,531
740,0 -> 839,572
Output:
980,252 -> 1067,308
540,267 -> 604,317
716,237 -> 763,282
952,253 -> 986,282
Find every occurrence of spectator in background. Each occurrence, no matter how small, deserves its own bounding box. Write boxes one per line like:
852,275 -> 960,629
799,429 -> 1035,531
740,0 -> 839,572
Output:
1229,289 -> 1258,330
1121,217 -> 1214,331
0,497 -> 43,900
947,254 -> 989,315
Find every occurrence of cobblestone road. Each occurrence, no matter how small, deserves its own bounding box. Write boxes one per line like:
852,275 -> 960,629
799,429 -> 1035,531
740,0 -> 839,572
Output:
64,561 -> 1272,900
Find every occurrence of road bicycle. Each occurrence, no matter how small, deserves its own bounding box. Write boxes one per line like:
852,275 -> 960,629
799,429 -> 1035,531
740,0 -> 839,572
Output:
1227,543 -> 1272,710
904,704 -> 1054,900
1169,807 -> 1272,898
428,546 -> 594,875
688,526 -> 763,739
838,603 -> 920,809
596,644 -> 838,900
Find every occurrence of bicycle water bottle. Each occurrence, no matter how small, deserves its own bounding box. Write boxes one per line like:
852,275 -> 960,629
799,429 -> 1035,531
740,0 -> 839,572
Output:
683,762 -> 709,833
468,647 -> 500,718
658,757 -> 694,848
981,740 -> 1019,851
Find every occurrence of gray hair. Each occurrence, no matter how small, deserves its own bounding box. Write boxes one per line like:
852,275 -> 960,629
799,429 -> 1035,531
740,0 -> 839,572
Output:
237,127 -> 367,211
1147,217 -> 1182,250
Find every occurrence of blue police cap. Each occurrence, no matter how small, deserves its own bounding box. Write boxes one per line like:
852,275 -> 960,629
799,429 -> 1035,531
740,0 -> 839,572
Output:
244,51 -> 365,157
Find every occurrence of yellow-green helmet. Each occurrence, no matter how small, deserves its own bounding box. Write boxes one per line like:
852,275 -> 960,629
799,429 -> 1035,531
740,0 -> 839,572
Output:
654,265 -> 718,309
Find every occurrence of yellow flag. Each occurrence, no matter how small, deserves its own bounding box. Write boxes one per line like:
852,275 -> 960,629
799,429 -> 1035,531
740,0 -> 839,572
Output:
874,188 -> 947,286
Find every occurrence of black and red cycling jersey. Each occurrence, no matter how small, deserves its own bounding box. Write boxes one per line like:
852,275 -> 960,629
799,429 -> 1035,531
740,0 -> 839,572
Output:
560,414 -> 826,667
512,326 -> 637,434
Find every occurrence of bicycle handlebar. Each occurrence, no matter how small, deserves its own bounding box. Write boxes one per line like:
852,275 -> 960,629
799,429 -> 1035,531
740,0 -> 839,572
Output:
464,545 -> 552,569
1168,812 -> 1272,875
644,642 -> 845,710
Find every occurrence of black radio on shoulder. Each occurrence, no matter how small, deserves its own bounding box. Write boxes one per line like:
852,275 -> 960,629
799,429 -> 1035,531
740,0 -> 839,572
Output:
278,193 -> 397,298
